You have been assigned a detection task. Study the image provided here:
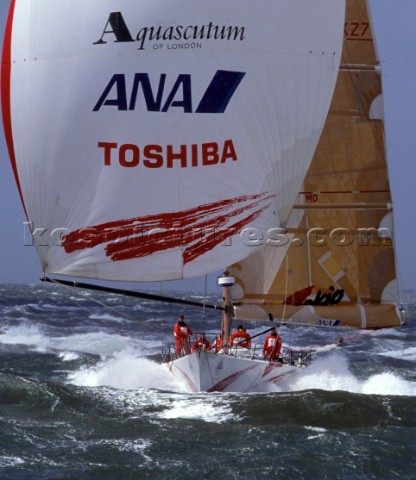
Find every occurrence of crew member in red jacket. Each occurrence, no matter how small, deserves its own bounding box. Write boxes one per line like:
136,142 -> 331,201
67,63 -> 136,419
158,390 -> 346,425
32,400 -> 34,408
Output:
174,315 -> 194,357
262,327 -> 282,361
192,332 -> 210,352
209,332 -> 224,352
230,325 -> 251,349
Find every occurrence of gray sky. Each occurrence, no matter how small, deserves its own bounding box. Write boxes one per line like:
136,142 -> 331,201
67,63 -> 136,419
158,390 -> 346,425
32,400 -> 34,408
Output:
1,1 -> 415,294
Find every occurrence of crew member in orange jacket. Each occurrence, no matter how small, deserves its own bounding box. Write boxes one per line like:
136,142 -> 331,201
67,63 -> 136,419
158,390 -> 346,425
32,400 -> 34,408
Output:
209,332 -> 224,352
230,325 -> 251,349
174,315 -> 194,357
192,332 -> 210,352
262,327 -> 282,360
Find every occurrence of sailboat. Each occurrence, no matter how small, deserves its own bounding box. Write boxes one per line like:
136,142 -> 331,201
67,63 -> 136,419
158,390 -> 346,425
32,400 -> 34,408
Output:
1,0 -> 406,392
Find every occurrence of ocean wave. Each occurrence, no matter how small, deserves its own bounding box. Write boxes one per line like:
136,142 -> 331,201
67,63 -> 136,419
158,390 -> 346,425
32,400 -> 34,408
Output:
0,324 -> 152,358
0,455 -> 25,468
377,346 -> 416,362
68,354 -> 176,390
279,352 -> 416,396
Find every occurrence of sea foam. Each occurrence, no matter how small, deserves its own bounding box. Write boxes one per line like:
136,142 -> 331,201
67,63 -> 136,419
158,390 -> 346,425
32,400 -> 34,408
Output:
283,352 -> 416,396
68,354 -> 177,390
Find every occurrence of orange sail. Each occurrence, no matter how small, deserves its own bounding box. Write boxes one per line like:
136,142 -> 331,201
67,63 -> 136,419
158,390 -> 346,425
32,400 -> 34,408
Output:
229,0 -> 405,330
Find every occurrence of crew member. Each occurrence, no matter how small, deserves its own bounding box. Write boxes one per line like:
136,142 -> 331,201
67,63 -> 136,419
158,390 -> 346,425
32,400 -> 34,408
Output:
230,325 -> 251,349
174,314 -> 193,357
262,327 -> 282,361
192,332 -> 210,352
209,332 -> 224,352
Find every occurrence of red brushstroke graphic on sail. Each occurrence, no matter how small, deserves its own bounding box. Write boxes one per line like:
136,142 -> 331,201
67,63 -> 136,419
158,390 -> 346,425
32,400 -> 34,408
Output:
62,193 -> 273,265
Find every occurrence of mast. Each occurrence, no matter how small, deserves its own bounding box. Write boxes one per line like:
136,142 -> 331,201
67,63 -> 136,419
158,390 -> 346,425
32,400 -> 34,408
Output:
222,286 -> 230,353
217,272 -> 236,351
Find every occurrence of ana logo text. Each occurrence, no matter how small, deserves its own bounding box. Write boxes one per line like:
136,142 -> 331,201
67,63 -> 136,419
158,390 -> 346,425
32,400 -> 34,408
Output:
316,319 -> 342,327
93,70 -> 245,113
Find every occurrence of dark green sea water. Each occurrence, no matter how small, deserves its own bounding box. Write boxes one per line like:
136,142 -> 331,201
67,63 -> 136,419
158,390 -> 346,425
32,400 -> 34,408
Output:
1,283 -> 415,479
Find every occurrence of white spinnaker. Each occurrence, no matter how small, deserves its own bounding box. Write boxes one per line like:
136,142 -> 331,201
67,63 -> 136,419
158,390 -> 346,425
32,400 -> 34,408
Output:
5,0 -> 345,281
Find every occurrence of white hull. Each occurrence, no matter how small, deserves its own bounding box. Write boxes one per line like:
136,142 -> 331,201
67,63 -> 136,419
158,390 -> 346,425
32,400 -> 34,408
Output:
165,349 -> 301,393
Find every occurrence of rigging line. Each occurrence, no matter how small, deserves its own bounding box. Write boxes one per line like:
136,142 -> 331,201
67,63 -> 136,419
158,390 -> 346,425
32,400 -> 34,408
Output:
41,276 -> 225,311
44,276 -> 168,354
202,274 -> 208,330
47,277 -> 160,354
182,274 -> 199,316
294,329 -> 377,353
278,255 -> 289,337
232,326 -> 276,347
